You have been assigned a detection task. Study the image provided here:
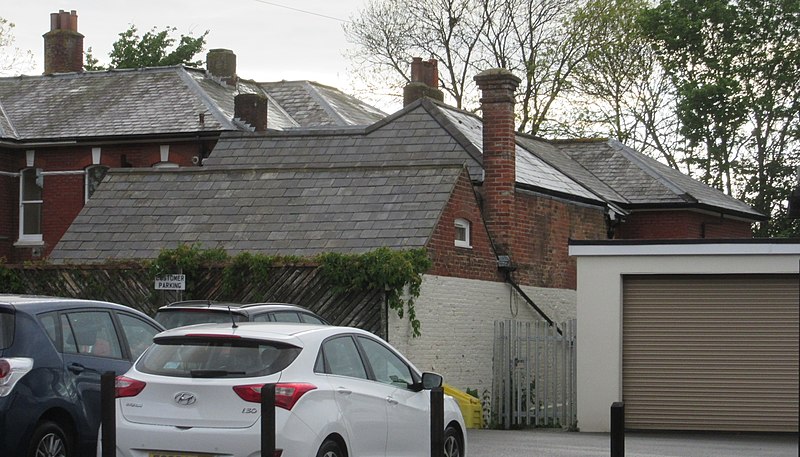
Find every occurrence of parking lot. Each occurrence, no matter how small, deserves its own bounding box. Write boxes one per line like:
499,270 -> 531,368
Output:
468,429 -> 799,457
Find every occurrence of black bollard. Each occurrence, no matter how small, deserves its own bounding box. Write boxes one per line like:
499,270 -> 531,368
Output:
430,386 -> 444,457
100,371 -> 116,457
261,384 -> 276,457
610,401 -> 625,457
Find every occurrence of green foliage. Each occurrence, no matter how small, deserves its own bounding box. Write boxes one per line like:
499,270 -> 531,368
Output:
147,244 -> 431,333
316,247 -> 432,337
640,0 -> 800,235
148,244 -> 227,299
85,25 -> 208,71
222,252 -> 276,299
0,259 -> 24,293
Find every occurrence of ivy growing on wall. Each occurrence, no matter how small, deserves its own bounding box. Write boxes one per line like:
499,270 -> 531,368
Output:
147,244 -> 431,335
316,247 -> 432,336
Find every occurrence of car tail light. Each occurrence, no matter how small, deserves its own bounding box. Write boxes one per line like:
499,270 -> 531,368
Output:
115,376 -> 146,398
232,383 -> 317,410
0,357 -> 34,397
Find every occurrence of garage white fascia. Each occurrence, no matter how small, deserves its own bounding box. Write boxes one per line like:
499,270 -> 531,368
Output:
568,241 -> 800,433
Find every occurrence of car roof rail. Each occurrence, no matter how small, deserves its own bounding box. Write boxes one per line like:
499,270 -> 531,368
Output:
240,302 -> 298,309
165,300 -> 216,308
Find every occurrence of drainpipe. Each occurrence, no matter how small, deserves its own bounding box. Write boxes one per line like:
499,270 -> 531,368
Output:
498,256 -> 562,335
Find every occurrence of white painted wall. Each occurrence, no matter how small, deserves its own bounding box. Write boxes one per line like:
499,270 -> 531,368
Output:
388,274 -> 576,402
570,242 -> 800,432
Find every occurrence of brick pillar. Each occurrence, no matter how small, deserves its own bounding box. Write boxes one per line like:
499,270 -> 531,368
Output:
403,57 -> 444,106
234,93 -> 268,132
207,48 -> 237,85
474,68 -> 521,257
43,10 -> 84,74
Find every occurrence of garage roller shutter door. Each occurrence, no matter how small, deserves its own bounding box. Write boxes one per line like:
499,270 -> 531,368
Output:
622,274 -> 798,432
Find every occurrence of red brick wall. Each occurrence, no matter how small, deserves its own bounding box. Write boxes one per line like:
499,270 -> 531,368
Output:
512,191 -> 607,289
617,211 -> 754,239
0,140 -> 213,262
427,170 -> 502,282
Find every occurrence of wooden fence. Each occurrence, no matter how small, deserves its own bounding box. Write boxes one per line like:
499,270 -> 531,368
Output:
3,264 -> 387,337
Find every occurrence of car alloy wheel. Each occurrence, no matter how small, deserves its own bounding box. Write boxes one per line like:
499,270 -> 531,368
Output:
316,439 -> 343,457
29,421 -> 70,457
443,426 -> 461,457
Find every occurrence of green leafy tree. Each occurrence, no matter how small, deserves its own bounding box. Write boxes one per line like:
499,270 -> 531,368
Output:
0,17 -> 34,76
640,0 -> 800,236
85,25 -> 208,71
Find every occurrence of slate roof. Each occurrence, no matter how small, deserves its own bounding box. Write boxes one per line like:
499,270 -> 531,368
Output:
0,66 -> 385,142
51,164 -> 463,263
556,139 -> 766,220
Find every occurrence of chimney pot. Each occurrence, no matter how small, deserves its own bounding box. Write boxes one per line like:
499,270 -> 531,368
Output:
207,48 -> 237,85
404,57 -> 444,106
43,10 -> 84,74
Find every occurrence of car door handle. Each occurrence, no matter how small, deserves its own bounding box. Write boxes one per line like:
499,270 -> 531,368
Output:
336,388 -> 352,395
68,363 -> 85,374
386,396 -> 399,405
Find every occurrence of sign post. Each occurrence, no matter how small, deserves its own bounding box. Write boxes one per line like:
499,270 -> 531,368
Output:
155,274 -> 186,302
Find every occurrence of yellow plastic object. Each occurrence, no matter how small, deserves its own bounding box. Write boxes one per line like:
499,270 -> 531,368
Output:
443,384 -> 483,429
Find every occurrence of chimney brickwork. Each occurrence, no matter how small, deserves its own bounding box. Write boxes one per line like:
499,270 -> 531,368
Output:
474,68 -> 521,258
403,57 -> 444,106
234,93 -> 268,132
206,49 -> 237,85
43,10 -> 83,74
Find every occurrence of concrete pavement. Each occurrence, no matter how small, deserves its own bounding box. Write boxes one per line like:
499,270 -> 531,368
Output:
466,428 -> 799,457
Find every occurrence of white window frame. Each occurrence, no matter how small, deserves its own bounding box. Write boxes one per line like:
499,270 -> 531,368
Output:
454,218 -> 471,248
18,167 -> 43,244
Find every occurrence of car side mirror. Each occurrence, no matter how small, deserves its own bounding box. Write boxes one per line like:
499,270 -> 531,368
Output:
421,372 -> 443,390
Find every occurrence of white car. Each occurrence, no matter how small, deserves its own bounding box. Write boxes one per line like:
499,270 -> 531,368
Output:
105,322 -> 467,457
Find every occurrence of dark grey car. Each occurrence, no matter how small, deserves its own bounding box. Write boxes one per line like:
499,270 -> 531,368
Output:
0,295 -> 164,457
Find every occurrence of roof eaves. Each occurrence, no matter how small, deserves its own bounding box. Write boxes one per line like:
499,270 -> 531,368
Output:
623,201 -> 768,222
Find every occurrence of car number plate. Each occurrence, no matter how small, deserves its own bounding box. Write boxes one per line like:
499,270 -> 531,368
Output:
149,453 -> 208,457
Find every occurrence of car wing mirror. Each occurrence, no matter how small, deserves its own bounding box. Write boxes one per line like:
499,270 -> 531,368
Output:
421,372 -> 443,390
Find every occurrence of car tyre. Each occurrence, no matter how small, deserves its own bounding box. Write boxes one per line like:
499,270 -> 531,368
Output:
27,420 -> 72,457
443,425 -> 462,457
316,439 -> 344,457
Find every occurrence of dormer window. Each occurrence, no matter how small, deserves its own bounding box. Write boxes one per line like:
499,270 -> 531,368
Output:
454,218 -> 471,248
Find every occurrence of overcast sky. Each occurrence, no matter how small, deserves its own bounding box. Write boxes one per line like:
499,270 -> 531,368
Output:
8,0 -> 383,101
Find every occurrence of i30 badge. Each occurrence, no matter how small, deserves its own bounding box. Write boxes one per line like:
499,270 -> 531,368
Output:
174,392 -> 197,406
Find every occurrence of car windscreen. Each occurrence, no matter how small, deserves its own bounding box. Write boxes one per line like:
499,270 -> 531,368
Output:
154,310 -> 248,329
0,309 -> 13,350
136,336 -> 301,378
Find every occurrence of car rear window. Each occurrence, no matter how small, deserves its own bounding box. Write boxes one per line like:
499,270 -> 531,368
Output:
154,310 -> 247,329
136,336 -> 301,378
0,310 -> 13,350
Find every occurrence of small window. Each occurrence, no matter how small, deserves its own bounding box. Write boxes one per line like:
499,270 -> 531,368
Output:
270,311 -> 302,323
118,313 -> 161,360
357,336 -> 416,389
19,168 -> 43,243
454,218 -> 471,248
85,165 -> 109,202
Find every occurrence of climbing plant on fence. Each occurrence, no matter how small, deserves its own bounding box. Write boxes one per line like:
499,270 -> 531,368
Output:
0,245 -> 432,337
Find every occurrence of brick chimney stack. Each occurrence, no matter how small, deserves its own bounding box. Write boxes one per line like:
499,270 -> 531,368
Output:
403,57 -> 444,106
474,68 -> 521,258
234,93 -> 268,132
206,49 -> 237,85
43,10 -> 84,74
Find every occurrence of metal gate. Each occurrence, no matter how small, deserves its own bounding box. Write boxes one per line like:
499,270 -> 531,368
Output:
492,319 -> 577,429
